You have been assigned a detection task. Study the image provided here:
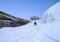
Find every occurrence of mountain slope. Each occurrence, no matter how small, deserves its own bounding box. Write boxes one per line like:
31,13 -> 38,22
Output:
43,2 -> 60,23
0,2 -> 60,42
0,20 -> 60,42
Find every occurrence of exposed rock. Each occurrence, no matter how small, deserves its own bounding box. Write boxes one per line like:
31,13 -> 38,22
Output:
30,16 -> 40,20
0,11 -> 30,28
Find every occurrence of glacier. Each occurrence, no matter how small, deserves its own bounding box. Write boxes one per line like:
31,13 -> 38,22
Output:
0,2 -> 60,42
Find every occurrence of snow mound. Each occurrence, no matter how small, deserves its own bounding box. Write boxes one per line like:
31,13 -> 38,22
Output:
43,2 -> 60,22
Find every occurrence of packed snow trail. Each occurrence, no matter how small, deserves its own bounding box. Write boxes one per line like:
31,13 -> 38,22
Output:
40,30 -> 59,42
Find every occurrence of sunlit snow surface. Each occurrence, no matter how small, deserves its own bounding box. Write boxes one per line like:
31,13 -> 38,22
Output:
0,2 -> 60,42
0,20 -> 60,42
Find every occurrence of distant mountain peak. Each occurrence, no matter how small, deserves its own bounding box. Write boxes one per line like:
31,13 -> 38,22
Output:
30,16 -> 40,20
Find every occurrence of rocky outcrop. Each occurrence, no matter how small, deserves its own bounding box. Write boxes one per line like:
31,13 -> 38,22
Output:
30,16 -> 40,20
0,11 -> 29,28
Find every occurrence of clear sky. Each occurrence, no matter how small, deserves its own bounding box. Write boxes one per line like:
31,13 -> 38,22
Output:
0,0 -> 60,19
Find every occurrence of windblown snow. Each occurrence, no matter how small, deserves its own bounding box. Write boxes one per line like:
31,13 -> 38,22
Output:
0,2 -> 60,42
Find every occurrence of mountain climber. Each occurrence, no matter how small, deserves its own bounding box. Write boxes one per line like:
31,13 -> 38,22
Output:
34,22 -> 37,26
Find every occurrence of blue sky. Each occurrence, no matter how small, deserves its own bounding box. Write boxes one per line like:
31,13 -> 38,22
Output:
0,0 -> 60,19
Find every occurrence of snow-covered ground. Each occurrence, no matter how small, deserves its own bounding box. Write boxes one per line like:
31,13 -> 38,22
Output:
0,20 -> 60,42
0,2 -> 60,42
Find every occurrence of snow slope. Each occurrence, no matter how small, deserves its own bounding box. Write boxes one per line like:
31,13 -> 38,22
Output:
43,2 -> 60,22
0,2 -> 60,42
0,20 -> 60,42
